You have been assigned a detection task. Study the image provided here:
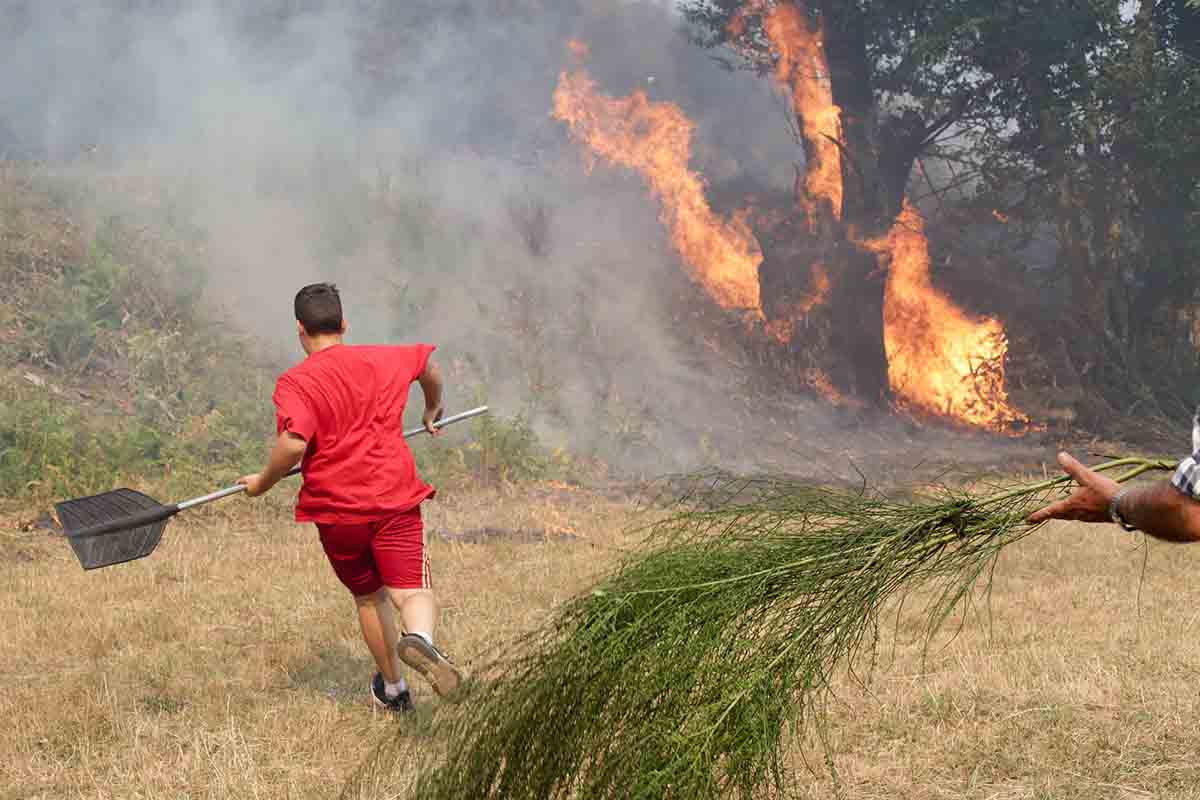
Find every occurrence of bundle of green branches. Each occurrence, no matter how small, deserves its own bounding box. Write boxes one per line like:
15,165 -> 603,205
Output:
344,457 -> 1174,800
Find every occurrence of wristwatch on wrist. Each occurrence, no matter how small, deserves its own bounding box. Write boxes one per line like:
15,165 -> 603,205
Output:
1108,489 -> 1137,532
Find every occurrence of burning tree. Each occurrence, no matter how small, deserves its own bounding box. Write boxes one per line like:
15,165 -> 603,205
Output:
551,1 -> 1032,430
678,1 -> 997,408
681,0 -> 1200,432
571,0 -> 1200,435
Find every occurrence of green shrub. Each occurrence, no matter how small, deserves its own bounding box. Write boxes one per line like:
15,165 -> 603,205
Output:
0,376 -> 273,503
0,383 -> 149,498
414,402 -> 563,488
0,207 -> 276,502
17,240 -> 130,373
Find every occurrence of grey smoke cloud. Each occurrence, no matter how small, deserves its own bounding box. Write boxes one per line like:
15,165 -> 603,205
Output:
0,0 -> 809,472
0,0 -> 1038,480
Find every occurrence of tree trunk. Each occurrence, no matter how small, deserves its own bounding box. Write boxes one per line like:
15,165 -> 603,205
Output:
756,1 -> 922,405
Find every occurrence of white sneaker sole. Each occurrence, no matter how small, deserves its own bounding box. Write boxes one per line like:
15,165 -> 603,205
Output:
397,635 -> 463,699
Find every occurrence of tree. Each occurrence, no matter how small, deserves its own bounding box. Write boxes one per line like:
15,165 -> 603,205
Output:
954,0 -> 1200,421
683,0 -> 1200,424
680,0 -> 1033,403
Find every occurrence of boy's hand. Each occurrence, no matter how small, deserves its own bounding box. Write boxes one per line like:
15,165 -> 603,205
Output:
238,473 -> 270,497
416,360 -> 444,436
423,406 -> 444,436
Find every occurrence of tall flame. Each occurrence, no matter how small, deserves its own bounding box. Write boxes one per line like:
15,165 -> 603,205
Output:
759,2 -> 843,222
745,5 -> 1026,429
554,28 -> 1029,432
870,204 -> 1026,429
552,69 -> 763,312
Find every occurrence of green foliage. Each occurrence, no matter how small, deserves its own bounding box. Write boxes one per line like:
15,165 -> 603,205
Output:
0,200 -> 275,502
0,382 -> 158,498
0,375 -> 270,503
18,239 -> 131,372
415,399 -> 561,487
465,410 -> 550,483
347,458 -> 1173,799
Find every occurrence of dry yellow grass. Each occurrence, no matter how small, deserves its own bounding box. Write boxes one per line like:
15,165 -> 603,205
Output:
4,479 -> 1200,799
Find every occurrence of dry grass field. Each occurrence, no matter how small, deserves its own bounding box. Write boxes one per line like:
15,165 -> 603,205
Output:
4,476 -> 1200,800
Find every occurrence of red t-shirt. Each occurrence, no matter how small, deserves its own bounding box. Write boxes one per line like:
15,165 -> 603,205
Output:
272,343 -> 437,524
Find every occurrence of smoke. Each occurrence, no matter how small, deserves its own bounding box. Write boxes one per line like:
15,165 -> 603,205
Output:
0,0 -> 1039,481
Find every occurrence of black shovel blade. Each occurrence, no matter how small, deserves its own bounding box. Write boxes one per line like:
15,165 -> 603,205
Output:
55,488 -> 173,570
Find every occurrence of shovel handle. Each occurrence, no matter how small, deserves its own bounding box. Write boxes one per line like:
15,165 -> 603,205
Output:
175,405 -> 490,511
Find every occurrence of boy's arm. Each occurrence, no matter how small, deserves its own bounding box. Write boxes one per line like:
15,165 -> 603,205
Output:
417,358 -> 445,436
242,376 -> 316,497
239,432 -> 308,497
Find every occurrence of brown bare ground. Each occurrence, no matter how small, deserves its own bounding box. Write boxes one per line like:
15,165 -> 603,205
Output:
4,479 -> 1200,799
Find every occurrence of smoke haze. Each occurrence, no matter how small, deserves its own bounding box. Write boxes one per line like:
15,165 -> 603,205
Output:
0,0 -> 1039,481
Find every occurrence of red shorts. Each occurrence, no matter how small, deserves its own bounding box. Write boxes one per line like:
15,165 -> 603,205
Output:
315,507 -> 431,596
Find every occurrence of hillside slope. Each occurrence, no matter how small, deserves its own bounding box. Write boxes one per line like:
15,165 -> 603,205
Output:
0,164 -> 278,510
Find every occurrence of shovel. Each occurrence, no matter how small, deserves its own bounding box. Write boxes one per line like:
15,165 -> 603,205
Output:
54,405 -> 490,571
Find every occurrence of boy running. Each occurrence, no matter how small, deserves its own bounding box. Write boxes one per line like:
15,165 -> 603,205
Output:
238,282 -> 462,713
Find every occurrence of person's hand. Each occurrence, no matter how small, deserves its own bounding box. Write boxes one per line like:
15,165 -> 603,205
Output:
1025,452 -> 1121,525
238,473 -> 269,498
422,406 -> 444,436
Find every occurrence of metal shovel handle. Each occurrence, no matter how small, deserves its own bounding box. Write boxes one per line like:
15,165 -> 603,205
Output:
176,405 -> 490,511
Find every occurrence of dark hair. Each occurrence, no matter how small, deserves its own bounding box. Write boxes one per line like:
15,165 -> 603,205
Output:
294,283 -> 344,335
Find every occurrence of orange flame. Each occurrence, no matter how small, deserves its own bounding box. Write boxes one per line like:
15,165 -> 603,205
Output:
735,8 -> 1027,430
764,318 -> 795,343
761,2 -> 843,222
805,367 -> 865,409
798,263 -> 831,314
763,263 -> 830,343
552,69 -> 763,311
869,203 -> 1027,429
552,29 -> 1029,432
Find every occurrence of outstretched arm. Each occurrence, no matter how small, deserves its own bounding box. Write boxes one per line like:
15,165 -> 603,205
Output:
417,358 -> 445,436
1026,452 -> 1200,543
1115,481 -> 1200,542
238,432 -> 307,497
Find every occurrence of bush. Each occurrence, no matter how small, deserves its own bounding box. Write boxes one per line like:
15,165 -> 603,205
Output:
414,402 -> 564,488
0,382 -> 153,498
0,202 -> 276,502
0,375 -> 276,503
16,239 -> 132,373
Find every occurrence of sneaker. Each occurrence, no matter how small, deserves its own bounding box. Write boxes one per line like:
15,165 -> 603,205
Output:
397,634 -> 463,699
371,673 -> 414,714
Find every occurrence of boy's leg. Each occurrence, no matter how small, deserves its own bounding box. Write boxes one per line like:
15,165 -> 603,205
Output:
392,588 -> 462,698
354,588 -> 404,683
386,586 -> 437,643
373,507 -> 438,637
317,522 -> 411,706
374,507 -> 463,698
